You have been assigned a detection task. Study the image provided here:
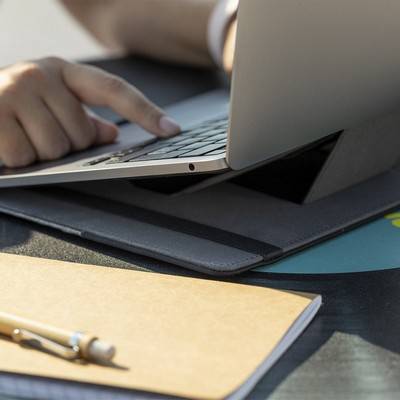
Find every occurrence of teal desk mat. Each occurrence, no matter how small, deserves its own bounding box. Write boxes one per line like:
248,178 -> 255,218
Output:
257,211 -> 400,274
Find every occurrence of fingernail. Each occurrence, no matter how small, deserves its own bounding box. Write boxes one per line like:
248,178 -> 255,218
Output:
159,116 -> 181,136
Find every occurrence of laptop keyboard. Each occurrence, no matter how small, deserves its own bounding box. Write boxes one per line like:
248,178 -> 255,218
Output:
83,117 -> 228,167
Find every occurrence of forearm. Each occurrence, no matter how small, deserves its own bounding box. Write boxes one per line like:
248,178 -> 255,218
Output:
62,0 -> 217,66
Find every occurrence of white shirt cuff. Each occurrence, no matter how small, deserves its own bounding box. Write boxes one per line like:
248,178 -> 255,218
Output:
207,0 -> 239,67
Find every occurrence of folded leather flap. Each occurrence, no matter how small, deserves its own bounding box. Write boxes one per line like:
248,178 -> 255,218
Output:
0,189 -> 265,275
84,226 -> 263,274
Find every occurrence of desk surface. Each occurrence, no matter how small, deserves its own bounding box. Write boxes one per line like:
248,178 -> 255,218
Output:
0,56 -> 399,400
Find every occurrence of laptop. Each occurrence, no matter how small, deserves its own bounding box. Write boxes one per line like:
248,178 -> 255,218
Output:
1,0 -> 400,188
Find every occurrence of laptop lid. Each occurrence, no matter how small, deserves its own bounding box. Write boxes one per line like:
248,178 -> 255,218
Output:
227,0 -> 400,170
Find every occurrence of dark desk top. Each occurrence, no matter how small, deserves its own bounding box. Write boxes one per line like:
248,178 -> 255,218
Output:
0,56 -> 399,400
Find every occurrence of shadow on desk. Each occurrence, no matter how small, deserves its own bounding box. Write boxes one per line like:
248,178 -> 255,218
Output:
245,269 -> 400,399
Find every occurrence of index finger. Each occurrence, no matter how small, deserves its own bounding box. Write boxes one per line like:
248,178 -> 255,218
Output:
62,62 -> 180,137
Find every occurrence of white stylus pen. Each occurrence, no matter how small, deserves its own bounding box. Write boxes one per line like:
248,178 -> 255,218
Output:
0,311 -> 116,363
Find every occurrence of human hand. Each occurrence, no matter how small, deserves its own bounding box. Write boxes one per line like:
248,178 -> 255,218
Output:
222,19 -> 237,75
0,57 -> 180,168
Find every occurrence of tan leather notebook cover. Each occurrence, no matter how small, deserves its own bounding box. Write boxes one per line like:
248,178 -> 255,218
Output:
0,253 -> 320,400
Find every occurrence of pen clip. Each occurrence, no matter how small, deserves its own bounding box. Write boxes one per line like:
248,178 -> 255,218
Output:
11,328 -> 81,361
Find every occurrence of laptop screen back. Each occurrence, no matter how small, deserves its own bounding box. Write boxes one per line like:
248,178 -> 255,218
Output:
228,0 -> 400,170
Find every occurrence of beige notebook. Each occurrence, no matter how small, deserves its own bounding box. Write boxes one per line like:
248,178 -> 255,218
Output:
0,253 -> 321,400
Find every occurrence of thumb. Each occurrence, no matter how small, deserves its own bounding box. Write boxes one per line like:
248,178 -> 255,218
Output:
89,115 -> 119,145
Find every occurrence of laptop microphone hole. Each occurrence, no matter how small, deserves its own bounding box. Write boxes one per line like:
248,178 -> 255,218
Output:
189,164 -> 195,171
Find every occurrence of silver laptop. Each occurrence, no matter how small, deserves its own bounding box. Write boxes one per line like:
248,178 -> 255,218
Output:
1,0 -> 400,188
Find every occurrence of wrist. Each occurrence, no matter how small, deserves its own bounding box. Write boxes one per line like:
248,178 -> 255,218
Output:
222,19 -> 237,74
207,0 -> 239,68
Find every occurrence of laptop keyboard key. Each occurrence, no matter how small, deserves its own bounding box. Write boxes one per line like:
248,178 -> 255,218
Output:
115,150 -> 150,163
178,143 -> 226,158
184,127 -> 210,135
215,138 -> 227,145
131,149 -> 190,162
197,129 -> 226,138
172,137 -> 198,146
161,135 -> 188,144
211,133 -> 227,141
179,142 -> 206,151
147,146 -> 180,155
206,149 -> 226,156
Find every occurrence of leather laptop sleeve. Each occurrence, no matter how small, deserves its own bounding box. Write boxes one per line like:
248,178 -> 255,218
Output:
0,58 -> 399,275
